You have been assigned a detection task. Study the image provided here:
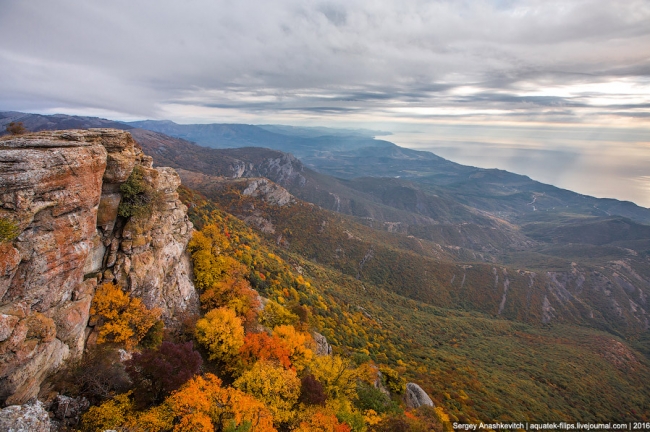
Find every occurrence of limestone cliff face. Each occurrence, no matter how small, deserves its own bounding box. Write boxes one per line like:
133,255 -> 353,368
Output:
0,129 -> 197,406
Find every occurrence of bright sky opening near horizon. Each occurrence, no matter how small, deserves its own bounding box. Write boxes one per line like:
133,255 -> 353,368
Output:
1,1 -> 649,206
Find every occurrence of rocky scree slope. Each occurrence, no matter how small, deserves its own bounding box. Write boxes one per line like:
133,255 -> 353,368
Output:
0,129 -> 197,406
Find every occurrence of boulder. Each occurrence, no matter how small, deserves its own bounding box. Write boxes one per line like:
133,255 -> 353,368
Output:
313,332 -> 333,356
53,394 -> 90,425
0,400 -> 52,432
405,382 -> 434,409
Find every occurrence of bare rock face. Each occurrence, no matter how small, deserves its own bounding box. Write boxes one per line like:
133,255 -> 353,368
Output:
313,332 -> 333,356
52,394 -> 89,427
0,130 -> 107,405
405,382 -> 434,409
242,178 -> 294,206
103,163 -> 198,325
0,129 -> 197,405
0,400 -> 52,432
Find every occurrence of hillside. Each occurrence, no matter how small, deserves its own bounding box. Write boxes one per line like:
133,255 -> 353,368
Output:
1,129 -> 448,431
176,168 -> 650,338
126,117 -> 650,225
175,184 -> 650,423
3,117 -> 650,427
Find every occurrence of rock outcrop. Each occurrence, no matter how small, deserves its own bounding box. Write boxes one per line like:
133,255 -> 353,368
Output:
0,400 -> 52,432
0,129 -> 197,406
313,332 -> 333,356
52,394 -> 89,427
405,382 -> 434,409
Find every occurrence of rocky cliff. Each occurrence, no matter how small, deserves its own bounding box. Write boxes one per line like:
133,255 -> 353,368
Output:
0,129 -> 198,406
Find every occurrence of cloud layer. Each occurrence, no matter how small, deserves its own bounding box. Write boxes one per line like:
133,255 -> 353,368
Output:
2,0 -> 650,206
1,0 -> 650,125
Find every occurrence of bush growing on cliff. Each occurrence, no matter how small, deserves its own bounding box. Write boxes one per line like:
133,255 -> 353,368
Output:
6,121 -> 26,135
125,341 -> 203,408
0,217 -> 20,243
118,165 -> 156,218
379,365 -> 407,395
52,345 -> 131,404
90,282 -> 162,349
80,391 -> 134,432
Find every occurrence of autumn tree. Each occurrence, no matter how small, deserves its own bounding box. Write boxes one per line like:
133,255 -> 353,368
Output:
233,360 -> 301,425
124,404 -> 175,432
217,385 -> 277,432
295,409 -> 351,432
80,391 -> 133,432
139,373 -> 277,432
259,299 -> 299,329
166,377 -> 216,432
272,325 -> 314,372
309,355 -> 358,400
125,341 -> 202,408
200,276 -> 260,326
6,121 -> 26,135
299,374 -> 327,406
188,224 -> 242,290
378,365 -> 406,395
90,283 -> 162,349
195,307 -> 245,365
239,332 -> 292,372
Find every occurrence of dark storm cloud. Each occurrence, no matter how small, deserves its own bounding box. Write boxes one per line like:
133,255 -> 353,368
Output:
0,0 -> 649,123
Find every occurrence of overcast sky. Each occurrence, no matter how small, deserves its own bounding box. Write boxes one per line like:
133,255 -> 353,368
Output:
1,0 -> 649,204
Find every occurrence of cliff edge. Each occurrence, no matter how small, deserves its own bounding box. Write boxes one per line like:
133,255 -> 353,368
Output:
0,129 -> 198,406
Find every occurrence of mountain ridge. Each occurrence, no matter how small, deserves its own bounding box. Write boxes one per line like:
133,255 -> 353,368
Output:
3,111 -> 649,221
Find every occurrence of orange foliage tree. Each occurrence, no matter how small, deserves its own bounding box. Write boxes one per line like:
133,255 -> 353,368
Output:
200,276 -> 260,326
127,373 -> 277,432
272,325 -> 315,373
239,332 -> 292,371
90,283 -> 161,349
296,410 -> 352,432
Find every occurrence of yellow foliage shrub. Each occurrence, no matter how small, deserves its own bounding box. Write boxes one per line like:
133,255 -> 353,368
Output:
80,391 -> 133,432
260,299 -> 300,328
233,360 -> 301,425
309,355 -> 358,400
195,307 -> 244,364
90,283 -> 161,349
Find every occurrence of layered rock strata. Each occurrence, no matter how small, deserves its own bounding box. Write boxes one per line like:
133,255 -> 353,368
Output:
0,129 -> 197,406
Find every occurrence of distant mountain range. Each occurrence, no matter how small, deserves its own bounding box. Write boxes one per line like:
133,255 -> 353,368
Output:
4,111 -> 650,332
